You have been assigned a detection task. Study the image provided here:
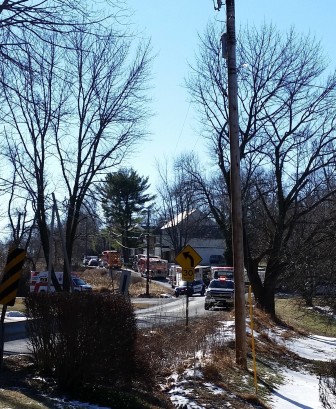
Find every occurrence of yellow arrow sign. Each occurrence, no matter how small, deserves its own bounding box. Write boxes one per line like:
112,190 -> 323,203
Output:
175,245 -> 202,269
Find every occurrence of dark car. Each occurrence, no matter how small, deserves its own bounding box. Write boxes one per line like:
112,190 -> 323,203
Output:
174,279 -> 206,297
72,277 -> 93,292
83,255 -> 99,266
87,257 -> 99,267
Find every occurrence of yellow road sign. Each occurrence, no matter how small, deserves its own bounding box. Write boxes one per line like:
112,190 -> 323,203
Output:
182,268 -> 195,282
175,245 -> 202,270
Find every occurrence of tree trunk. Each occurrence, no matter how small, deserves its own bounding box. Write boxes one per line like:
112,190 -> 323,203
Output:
262,285 -> 276,318
245,249 -> 280,319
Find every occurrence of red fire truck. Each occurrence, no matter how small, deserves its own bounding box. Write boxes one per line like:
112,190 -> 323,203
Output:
101,250 -> 122,269
136,255 -> 168,279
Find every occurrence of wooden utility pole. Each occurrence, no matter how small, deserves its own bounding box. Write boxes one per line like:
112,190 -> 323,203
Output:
224,0 -> 247,368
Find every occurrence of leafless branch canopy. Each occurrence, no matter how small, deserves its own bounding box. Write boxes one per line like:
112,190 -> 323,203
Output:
185,23 -> 336,315
0,4 -> 153,271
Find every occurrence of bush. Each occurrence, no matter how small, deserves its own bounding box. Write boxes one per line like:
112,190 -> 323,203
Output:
25,292 -> 138,393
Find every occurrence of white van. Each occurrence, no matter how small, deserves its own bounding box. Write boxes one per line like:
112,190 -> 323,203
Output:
30,271 -> 92,293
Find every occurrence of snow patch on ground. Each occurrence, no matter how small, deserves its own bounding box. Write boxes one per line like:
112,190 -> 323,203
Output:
169,385 -> 205,409
5,310 -> 26,317
270,368 -> 323,409
203,382 -> 225,395
269,333 -> 336,408
285,334 -> 336,361
167,317 -> 336,409
53,399 -> 111,409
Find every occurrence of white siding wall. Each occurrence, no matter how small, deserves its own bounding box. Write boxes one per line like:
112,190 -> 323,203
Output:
188,238 -> 225,265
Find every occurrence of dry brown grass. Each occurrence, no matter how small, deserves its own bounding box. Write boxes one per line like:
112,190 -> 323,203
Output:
77,268 -> 174,298
247,308 -> 300,364
137,313 -> 233,376
0,387 -> 50,409
134,310 -> 277,408
276,296 -> 336,337
0,355 -> 53,409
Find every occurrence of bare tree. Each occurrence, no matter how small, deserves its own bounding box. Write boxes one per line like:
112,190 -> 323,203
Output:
0,22 -> 152,288
181,152 -> 232,264
156,157 -> 213,258
0,0 -> 128,260
186,23 -> 336,317
0,1 -> 127,78
0,1 -> 121,39
285,191 -> 336,307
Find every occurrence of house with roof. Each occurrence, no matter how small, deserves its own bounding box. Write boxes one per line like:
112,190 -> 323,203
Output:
154,209 -> 225,265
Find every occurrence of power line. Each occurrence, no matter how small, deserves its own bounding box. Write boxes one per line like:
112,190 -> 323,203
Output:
173,101 -> 191,155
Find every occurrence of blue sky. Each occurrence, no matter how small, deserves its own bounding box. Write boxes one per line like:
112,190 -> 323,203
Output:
126,0 -> 336,192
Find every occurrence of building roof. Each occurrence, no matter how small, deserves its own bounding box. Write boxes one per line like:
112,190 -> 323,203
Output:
160,209 -> 200,230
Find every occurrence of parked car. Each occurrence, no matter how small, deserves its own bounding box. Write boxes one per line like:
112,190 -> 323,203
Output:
174,279 -> 206,297
88,258 -> 99,267
71,276 -> 93,292
204,279 -> 234,310
88,257 -> 99,267
83,255 -> 99,266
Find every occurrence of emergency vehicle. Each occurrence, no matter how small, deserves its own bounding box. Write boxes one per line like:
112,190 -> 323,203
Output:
210,266 -> 252,284
210,266 -> 234,280
136,255 -> 168,279
100,250 -> 122,269
169,264 -> 211,287
30,271 -> 92,293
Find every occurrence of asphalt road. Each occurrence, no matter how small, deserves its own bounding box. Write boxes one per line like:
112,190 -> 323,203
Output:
3,264 -> 231,355
2,292 -> 217,355
135,294 -> 209,328
2,318 -> 31,355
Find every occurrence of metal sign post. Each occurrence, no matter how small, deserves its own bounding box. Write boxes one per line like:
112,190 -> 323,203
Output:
119,270 -> 131,295
0,246 -> 26,369
186,283 -> 189,327
0,305 -> 7,369
175,245 -> 202,327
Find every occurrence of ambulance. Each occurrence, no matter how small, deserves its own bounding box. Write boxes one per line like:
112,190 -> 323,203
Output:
30,271 -> 92,293
169,264 -> 211,287
210,266 -> 234,280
